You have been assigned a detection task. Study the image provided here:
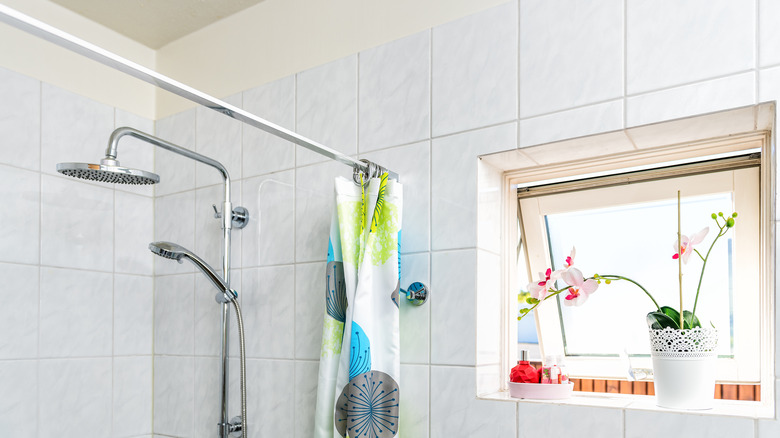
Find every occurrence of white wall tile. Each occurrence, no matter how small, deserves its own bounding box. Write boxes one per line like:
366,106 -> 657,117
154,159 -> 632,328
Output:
0,360 -> 37,436
477,160 -> 503,255
242,265 -> 295,359
627,0 -> 755,94
0,263 -> 38,359
243,76 -> 296,177
626,72 -> 756,127
114,274 -> 153,356
0,66 -> 40,171
155,191 -> 196,275
625,409 -> 754,438
520,0 -> 623,118
518,403 -> 622,438
154,274 -> 195,355
242,170 -> 295,267
294,360 -> 319,438
115,191 -> 154,275
296,161 -> 348,262
196,93 -> 243,187
760,0 -> 780,67
362,141 -> 431,253
400,252 -> 430,364
297,55 -> 358,166
41,83 -> 114,177
41,174 -> 114,271
193,357 -> 221,438
246,359 -> 295,438
195,183 -> 242,275
759,66 -> 780,104
476,250 -> 500,366
155,109 -> 196,196
39,267 -> 112,357
0,165 -> 39,265
359,30 -> 430,151
433,1 -> 517,135
295,262 -> 326,360
113,356 -> 153,437
39,358 -> 112,438
431,250 -> 476,366
114,109 -> 155,197
519,100 -> 624,147
431,123 -> 516,251
430,366 -> 516,437
400,364 -> 430,438
154,355 -> 194,437
757,379 -> 780,436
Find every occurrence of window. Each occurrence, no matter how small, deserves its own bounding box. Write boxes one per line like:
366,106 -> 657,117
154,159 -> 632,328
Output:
518,162 -> 760,381
474,103 -> 775,416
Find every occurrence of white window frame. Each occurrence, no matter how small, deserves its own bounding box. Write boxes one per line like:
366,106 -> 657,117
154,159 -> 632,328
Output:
474,104 -> 776,417
518,166 -> 760,382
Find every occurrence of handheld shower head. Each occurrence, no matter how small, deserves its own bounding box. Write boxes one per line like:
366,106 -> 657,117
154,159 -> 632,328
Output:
149,241 -> 232,296
57,158 -> 159,185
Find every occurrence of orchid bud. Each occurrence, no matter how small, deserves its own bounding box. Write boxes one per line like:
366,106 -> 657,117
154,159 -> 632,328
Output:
718,212 -> 724,217
711,213 -> 717,219
726,217 -> 735,227
732,212 -> 738,218
605,279 -> 612,284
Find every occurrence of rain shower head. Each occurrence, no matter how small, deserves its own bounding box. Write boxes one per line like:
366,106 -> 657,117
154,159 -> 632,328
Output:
57,158 -> 159,185
149,241 -> 231,295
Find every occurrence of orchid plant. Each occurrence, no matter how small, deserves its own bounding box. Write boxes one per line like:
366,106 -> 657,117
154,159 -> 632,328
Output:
518,211 -> 738,330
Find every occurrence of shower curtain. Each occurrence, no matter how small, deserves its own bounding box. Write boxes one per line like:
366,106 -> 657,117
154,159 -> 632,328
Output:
314,173 -> 403,438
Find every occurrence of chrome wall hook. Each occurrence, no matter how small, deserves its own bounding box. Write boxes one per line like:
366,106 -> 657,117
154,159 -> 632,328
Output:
400,282 -> 428,306
212,204 -> 249,229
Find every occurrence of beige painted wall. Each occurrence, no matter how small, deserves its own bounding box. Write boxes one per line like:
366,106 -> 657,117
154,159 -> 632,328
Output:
0,0 -> 157,118
155,0 -> 509,117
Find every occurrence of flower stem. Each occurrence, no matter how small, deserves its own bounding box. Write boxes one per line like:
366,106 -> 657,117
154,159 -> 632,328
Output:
691,224 -> 727,321
599,275 -> 661,311
678,191 -> 683,330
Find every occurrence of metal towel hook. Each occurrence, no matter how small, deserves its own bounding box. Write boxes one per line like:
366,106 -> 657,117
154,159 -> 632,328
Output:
400,282 -> 429,306
352,159 -> 391,187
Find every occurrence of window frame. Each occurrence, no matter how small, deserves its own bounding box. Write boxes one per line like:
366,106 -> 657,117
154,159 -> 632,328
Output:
518,165 -> 760,382
474,104 -> 776,417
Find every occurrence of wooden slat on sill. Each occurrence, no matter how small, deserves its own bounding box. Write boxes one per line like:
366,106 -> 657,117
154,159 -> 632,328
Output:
619,381 -> 633,394
606,380 -> 620,393
573,379 -> 581,391
756,385 -> 761,401
594,380 -> 606,393
634,382 -> 647,395
580,379 -> 593,392
714,384 -> 722,399
738,385 -> 754,401
722,384 -> 738,400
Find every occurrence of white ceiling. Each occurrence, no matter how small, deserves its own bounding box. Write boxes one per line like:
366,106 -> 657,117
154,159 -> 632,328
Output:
50,0 -> 266,49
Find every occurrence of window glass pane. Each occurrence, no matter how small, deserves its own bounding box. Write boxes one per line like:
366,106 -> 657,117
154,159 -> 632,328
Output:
545,193 -> 734,357
517,218 -> 539,344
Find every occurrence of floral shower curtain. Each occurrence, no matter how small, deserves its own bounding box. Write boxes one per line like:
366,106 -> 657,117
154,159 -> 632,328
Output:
314,173 -> 403,438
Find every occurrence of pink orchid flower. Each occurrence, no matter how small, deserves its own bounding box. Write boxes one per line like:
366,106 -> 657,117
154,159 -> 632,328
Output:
527,268 -> 560,301
672,227 -> 709,264
561,267 -> 598,306
564,247 -> 576,269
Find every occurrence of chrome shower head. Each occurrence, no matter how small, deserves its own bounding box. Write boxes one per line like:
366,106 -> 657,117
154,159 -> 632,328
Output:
57,158 -> 159,185
149,241 -> 231,295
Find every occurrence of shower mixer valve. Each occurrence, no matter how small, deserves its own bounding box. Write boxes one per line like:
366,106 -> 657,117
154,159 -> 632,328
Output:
212,204 -> 249,229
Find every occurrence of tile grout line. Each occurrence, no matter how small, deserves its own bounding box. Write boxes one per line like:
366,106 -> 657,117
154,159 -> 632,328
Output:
623,0 -> 628,130
428,23 -> 434,438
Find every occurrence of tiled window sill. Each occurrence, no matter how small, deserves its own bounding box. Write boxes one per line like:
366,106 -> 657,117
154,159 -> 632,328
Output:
479,390 -> 772,419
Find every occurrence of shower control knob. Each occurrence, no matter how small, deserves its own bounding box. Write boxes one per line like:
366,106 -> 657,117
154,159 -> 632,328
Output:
212,204 -> 250,229
228,416 -> 243,437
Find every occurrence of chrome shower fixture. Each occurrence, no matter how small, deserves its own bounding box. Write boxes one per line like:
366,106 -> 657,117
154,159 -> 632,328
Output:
149,241 -> 234,299
56,158 -> 160,185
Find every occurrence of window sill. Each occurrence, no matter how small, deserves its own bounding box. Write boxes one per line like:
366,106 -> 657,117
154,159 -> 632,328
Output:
478,390 -> 773,419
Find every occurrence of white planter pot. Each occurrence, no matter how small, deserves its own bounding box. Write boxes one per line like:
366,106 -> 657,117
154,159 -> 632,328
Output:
649,327 -> 718,410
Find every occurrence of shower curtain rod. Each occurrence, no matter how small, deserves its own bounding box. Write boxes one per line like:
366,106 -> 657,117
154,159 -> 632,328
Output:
0,4 -> 398,181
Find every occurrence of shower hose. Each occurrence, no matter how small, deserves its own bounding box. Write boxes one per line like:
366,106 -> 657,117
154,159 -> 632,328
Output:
229,293 -> 247,437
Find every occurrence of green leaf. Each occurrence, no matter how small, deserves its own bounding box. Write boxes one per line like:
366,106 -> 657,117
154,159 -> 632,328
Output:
646,310 -> 680,330
682,310 -> 701,328
526,297 -> 540,305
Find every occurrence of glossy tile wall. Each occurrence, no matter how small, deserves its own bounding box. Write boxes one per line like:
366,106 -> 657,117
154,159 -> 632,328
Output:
0,67 -> 154,437
150,0 -> 780,437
